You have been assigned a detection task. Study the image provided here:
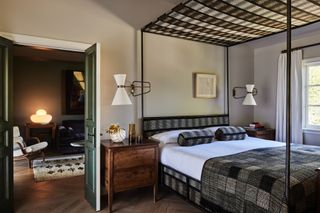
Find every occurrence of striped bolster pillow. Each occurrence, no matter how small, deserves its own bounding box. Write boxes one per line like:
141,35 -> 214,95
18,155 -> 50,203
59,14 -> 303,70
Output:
215,126 -> 246,141
177,130 -> 214,146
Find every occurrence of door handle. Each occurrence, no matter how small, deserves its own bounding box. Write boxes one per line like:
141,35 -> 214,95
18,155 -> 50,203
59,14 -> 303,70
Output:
88,128 -> 95,137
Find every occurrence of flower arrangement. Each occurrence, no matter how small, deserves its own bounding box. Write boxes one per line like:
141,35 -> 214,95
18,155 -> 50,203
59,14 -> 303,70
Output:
106,124 -> 126,143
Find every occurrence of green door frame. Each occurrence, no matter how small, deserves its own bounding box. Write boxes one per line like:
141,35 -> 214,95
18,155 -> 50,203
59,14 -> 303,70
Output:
0,36 -> 13,212
85,43 -> 101,211
0,32 -> 101,212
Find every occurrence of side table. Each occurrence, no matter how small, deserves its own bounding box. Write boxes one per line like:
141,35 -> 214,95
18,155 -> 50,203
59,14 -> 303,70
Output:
101,138 -> 159,213
245,128 -> 275,140
25,122 -> 56,148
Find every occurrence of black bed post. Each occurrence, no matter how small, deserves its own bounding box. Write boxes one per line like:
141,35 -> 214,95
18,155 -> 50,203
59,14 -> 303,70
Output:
141,30 -> 145,123
285,0 -> 292,204
226,47 -> 230,116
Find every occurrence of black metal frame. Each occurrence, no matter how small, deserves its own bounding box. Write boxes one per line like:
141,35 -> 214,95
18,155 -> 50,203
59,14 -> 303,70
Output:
285,0 -> 292,203
140,0 -> 299,209
226,47 -> 229,115
143,114 -> 229,138
281,41 -> 320,53
141,30 -> 145,118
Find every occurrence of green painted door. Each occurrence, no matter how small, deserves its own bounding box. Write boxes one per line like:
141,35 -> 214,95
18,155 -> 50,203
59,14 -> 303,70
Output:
0,37 -> 13,212
84,43 -> 101,211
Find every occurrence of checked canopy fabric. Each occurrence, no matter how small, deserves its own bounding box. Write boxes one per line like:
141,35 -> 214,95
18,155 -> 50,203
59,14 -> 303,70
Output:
143,0 -> 320,46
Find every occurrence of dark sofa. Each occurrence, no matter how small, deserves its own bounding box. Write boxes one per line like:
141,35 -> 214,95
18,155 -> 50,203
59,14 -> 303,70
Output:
56,120 -> 85,154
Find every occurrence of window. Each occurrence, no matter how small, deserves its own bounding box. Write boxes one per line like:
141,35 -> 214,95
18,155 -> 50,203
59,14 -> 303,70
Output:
303,59 -> 320,130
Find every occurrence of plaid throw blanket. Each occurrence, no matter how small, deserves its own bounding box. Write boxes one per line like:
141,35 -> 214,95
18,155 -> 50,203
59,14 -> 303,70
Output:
201,145 -> 320,213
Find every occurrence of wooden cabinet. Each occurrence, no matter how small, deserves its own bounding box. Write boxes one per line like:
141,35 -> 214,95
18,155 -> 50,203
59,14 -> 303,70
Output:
25,122 -> 56,147
245,128 -> 275,140
101,139 -> 159,213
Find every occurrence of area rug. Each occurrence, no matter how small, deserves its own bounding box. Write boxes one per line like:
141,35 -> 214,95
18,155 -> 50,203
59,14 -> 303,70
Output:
33,155 -> 85,182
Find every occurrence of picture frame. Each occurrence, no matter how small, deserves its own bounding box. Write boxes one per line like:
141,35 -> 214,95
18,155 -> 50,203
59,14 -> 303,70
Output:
65,70 -> 85,115
194,73 -> 217,98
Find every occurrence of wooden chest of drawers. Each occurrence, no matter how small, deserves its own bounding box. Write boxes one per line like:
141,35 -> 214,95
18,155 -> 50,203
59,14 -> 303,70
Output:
101,139 -> 159,212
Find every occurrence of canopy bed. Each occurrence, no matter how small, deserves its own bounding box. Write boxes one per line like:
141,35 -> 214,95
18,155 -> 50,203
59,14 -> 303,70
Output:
138,0 -> 320,212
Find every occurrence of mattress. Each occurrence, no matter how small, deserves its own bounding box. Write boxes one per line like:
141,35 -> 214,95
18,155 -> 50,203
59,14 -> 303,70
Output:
160,137 -> 285,180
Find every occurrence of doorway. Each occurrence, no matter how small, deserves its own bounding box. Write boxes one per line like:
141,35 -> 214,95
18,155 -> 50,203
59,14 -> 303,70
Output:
0,33 -> 101,212
13,44 -> 86,211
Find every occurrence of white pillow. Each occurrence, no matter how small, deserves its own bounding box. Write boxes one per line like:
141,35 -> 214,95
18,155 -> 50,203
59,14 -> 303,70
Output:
150,129 -> 198,144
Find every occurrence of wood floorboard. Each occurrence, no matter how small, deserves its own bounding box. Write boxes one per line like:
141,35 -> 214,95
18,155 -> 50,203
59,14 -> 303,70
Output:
14,158 -> 201,213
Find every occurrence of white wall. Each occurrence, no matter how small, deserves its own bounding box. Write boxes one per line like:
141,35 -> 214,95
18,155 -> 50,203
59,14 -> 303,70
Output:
0,0 -> 264,137
0,0 -> 138,138
144,33 -> 226,117
228,44 -> 254,126
253,29 -> 320,145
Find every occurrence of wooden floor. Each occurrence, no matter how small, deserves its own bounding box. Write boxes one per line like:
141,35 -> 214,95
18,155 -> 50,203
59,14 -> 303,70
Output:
14,159 -> 201,213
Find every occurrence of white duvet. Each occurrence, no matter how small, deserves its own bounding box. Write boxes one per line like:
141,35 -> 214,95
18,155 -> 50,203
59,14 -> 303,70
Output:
160,137 -> 285,180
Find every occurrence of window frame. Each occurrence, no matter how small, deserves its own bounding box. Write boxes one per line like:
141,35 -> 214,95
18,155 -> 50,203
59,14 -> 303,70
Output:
302,57 -> 320,131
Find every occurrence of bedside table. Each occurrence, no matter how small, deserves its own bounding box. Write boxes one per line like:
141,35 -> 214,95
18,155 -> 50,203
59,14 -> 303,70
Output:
101,138 -> 159,213
245,128 -> 275,140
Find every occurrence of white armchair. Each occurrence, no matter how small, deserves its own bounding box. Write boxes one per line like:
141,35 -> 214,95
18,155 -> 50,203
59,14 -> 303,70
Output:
13,126 -> 48,168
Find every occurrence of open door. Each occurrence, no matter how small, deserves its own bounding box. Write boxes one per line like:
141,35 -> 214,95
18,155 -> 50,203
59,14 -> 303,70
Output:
0,37 -> 13,212
84,43 -> 101,211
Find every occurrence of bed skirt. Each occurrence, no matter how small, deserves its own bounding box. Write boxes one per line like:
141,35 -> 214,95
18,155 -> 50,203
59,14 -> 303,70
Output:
160,164 -> 211,212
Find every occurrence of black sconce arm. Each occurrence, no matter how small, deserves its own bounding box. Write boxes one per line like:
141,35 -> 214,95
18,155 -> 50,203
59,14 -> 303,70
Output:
232,87 -> 258,99
117,81 -> 151,97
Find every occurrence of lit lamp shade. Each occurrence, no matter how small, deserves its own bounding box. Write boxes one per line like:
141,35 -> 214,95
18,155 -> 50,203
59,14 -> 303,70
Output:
242,84 -> 257,105
30,109 -> 52,124
111,74 -> 132,105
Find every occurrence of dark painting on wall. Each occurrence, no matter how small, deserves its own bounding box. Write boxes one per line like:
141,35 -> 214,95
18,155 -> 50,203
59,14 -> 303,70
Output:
65,70 -> 85,115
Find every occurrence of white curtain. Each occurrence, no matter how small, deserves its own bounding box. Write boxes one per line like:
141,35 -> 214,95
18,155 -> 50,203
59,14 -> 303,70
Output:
276,50 -> 303,144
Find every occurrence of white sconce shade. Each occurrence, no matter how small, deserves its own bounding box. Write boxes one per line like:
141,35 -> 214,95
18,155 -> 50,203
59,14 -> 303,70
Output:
114,74 -> 126,86
30,109 -> 52,124
112,74 -> 132,105
242,84 -> 257,105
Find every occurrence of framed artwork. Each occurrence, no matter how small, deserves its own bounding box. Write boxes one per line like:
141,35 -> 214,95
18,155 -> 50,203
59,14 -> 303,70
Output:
65,70 -> 85,114
194,73 -> 217,98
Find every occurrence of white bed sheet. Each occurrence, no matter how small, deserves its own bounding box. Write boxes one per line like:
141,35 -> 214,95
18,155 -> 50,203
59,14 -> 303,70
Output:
160,137 -> 285,181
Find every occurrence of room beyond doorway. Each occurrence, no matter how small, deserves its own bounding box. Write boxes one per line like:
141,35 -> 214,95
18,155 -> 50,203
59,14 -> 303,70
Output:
0,32 -> 101,211
12,44 -> 87,210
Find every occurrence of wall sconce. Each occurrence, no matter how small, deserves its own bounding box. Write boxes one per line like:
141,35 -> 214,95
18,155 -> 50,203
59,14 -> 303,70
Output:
111,74 -> 151,105
30,109 -> 52,124
232,84 -> 258,105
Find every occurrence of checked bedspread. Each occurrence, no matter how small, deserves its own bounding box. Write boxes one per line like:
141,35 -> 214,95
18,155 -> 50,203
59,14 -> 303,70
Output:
201,145 -> 320,213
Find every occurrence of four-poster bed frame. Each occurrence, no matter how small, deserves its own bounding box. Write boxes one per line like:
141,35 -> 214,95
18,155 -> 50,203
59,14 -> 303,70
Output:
139,0 -> 320,211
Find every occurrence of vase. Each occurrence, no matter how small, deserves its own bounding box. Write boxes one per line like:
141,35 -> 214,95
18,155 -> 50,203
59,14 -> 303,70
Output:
109,128 -> 126,143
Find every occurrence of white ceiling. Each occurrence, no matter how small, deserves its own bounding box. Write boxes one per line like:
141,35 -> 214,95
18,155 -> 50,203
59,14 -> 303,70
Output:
93,0 -> 184,29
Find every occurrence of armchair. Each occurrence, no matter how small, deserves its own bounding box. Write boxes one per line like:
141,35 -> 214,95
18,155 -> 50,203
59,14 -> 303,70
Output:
56,120 -> 84,154
13,126 -> 48,168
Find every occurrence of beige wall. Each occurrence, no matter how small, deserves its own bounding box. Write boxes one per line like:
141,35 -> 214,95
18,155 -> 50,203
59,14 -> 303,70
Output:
228,44 -> 254,126
143,33 -> 226,117
0,0 -> 137,138
13,58 -> 84,126
0,0 -> 254,137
